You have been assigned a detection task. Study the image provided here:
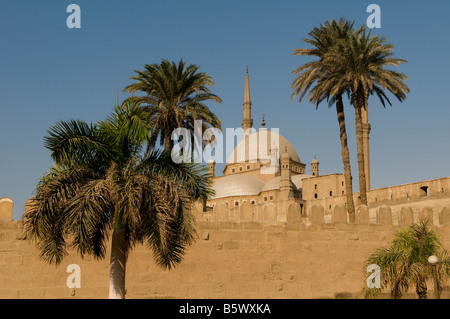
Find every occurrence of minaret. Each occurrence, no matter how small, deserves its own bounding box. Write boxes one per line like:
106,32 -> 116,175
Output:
280,146 -> 293,198
242,66 -> 253,132
311,156 -> 319,177
208,158 -> 215,178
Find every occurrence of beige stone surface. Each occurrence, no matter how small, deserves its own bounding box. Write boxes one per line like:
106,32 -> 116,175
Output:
0,198 -> 13,221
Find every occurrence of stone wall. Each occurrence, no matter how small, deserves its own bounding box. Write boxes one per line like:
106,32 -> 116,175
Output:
1,200 -> 450,299
305,176 -> 450,217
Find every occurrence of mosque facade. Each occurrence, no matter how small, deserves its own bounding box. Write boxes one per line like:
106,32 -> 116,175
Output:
203,70 -> 450,223
204,69 -> 348,222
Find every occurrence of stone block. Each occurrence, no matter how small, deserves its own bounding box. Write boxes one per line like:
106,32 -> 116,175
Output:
287,203 -> 301,223
356,205 -> 369,224
239,201 -> 254,222
213,202 -> 229,222
439,207 -> 450,226
0,198 -> 13,221
418,206 -> 433,224
332,205 -> 347,223
376,205 -> 392,225
262,203 -> 277,222
399,206 -> 414,226
310,205 -> 324,224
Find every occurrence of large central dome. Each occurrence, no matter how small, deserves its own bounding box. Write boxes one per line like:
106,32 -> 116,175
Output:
227,128 -> 301,164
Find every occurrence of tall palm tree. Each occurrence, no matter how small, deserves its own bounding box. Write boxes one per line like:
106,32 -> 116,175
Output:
123,59 -> 222,158
22,102 -> 214,299
291,18 -> 358,222
323,28 -> 410,205
362,220 -> 450,299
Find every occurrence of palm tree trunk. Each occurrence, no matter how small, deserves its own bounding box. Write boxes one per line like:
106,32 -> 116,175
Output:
354,99 -> 368,206
109,227 -> 127,299
391,284 -> 402,299
165,134 -> 173,153
335,95 -> 355,222
416,279 -> 428,299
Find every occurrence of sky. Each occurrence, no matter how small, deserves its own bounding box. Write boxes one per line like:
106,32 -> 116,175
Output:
1,0 -> 449,220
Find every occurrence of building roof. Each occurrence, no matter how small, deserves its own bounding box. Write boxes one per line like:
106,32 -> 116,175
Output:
211,174 -> 265,199
291,174 -> 313,190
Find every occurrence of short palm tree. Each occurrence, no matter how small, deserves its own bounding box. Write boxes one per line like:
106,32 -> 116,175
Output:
123,59 -> 222,157
323,28 -> 410,205
291,18 -> 358,222
363,220 -> 450,299
23,102 -> 214,299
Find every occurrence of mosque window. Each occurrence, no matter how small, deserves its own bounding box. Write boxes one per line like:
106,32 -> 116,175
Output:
314,193 -> 317,199
234,201 -> 239,206
232,168 -> 235,173
264,197 -> 268,201
247,165 -> 250,170
269,196 -> 273,201
239,167 -> 243,171
330,191 -> 333,197
420,186 -> 429,197
250,200 -> 256,205
314,184 -> 317,190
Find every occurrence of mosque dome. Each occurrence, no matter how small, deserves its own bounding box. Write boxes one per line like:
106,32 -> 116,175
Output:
227,129 -> 301,165
211,174 -> 264,199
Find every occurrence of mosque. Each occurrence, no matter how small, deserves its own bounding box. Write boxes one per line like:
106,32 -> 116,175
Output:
204,69 -> 348,221
202,69 -> 450,223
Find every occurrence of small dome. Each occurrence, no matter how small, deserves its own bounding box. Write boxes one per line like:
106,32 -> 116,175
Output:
261,174 -> 312,192
261,176 -> 282,192
211,174 -> 264,199
311,157 -> 319,164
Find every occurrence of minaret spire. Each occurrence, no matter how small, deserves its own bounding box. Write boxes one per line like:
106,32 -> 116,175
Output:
242,66 -> 253,132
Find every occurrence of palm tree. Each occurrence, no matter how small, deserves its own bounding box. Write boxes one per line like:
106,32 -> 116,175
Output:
123,59 -> 222,158
323,28 -> 410,205
291,18 -> 358,222
22,102 -> 214,299
363,220 -> 450,299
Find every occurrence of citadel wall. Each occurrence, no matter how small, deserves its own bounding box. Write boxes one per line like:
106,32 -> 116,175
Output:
1,197 -> 450,299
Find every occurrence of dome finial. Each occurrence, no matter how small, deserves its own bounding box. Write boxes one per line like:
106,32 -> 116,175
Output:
261,114 -> 266,127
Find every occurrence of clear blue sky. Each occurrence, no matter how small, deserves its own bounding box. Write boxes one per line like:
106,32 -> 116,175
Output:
1,0 -> 449,220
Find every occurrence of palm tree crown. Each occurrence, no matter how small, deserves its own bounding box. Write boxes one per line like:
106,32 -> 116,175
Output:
291,18 -> 358,221
322,28 -> 410,205
123,59 -> 222,155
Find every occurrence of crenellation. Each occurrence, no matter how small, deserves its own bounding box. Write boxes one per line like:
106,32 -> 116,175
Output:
1,202 -> 450,298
